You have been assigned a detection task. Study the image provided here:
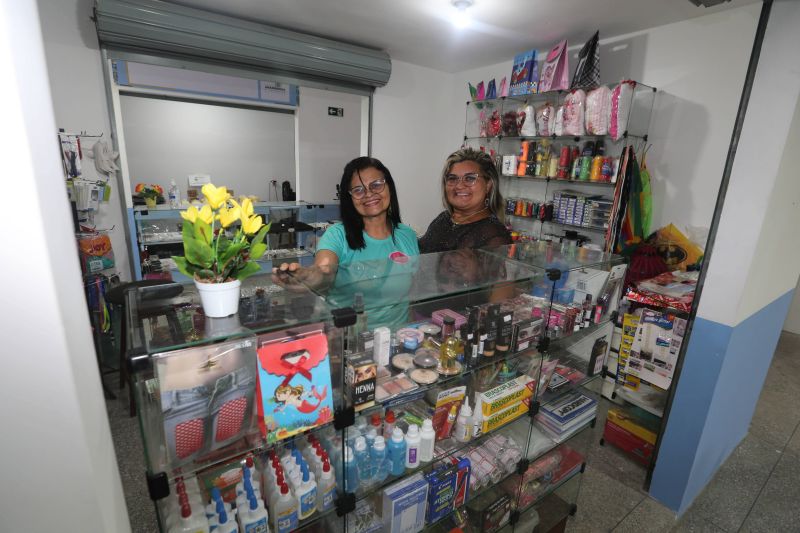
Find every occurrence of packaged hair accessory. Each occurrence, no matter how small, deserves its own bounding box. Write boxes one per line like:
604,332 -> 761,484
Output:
535,103 -> 554,136
519,104 -> 536,136
610,80 -> 636,140
562,90 -> 586,136
554,105 -> 565,136
586,86 -> 612,135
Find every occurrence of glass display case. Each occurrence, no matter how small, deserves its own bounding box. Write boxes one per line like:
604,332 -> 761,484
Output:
125,243 -> 626,532
129,202 -> 339,281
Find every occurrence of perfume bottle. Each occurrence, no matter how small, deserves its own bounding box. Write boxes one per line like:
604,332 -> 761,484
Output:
438,316 -> 463,376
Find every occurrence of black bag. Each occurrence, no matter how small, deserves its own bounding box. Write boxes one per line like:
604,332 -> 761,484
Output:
571,31 -> 600,89
282,180 -> 296,201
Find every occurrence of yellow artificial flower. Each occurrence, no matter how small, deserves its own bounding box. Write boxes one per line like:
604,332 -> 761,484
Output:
201,183 -> 231,209
179,204 -> 214,225
240,197 -> 255,218
241,213 -> 264,235
217,203 -> 241,228
196,204 -> 214,225
180,205 -> 198,223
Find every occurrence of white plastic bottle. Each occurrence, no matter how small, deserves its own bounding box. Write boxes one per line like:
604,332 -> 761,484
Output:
316,460 -> 337,512
454,398 -> 473,443
215,509 -> 239,533
405,424 -> 421,469
273,483 -> 298,533
168,179 -> 181,208
296,464 -> 317,520
419,419 -> 436,463
472,397 -> 484,439
240,494 -> 269,533
168,503 -> 210,533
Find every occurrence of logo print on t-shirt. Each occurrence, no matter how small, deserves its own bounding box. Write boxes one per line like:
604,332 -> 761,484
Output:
389,251 -> 409,264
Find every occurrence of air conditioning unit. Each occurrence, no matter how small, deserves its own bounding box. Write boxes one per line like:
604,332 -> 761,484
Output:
94,0 -> 391,88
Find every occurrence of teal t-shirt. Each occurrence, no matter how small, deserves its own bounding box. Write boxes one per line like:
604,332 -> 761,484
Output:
317,223 -> 420,329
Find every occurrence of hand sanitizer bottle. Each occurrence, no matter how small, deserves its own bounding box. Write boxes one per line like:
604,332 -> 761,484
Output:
388,427 -> 407,476
405,424 -> 421,469
274,483 -> 298,533
419,419 -> 436,463
316,460 -> 337,513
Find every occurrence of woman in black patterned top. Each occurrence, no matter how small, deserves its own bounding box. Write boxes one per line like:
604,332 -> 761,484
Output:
418,148 -> 512,253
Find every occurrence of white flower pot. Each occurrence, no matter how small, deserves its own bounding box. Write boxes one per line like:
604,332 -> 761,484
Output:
195,279 -> 241,318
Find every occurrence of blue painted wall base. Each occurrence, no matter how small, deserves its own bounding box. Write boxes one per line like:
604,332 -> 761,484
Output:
649,289 -> 795,514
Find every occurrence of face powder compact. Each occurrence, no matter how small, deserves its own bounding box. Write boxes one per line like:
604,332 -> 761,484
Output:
418,323 -> 442,339
391,353 -> 415,371
413,348 -> 439,369
409,368 -> 438,385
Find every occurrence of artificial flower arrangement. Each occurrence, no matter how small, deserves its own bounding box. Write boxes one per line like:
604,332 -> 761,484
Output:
134,183 -> 164,201
173,184 -> 271,283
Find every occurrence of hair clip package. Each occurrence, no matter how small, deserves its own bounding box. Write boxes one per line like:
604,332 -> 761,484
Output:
256,327 -> 335,443
154,336 -> 259,470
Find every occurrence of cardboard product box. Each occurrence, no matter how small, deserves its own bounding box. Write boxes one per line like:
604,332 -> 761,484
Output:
512,317 -> 543,352
603,418 -> 654,466
382,473 -> 429,533
606,407 -> 657,445
482,398 -> 530,434
424,463 -> 457,524
346,353 -> 376,411
478,374 -> 536,417
472,492 -> 512,533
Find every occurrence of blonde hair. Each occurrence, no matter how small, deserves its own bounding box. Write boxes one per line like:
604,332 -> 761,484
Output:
440,147 -> 504,223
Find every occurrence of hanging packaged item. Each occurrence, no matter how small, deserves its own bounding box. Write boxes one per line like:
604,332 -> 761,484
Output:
571,31 -> 601,89
562,90 -> 586,136
538,40 -> 569,92
553,105 -> 565,136
78,233 -> 115,273
586,86 -> 612,135
519,104 -> 536,136
610,80 -> 636,140
510,49 -> 538,96
154,336 -> 259,469
256,328 -> 335,443
535,103 -> 554,136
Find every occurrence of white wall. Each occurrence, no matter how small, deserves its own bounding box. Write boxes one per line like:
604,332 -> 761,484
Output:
296,87 -> 364,203
0,1 -> 128,530
37,0 -> 131,280
785,277 -> 800,334
119,95 -> 296,201
372,60 -> 456,234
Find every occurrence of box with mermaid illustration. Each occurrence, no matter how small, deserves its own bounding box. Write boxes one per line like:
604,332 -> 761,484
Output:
256,326 -> 335,443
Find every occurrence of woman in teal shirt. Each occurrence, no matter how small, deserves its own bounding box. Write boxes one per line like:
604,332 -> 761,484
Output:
274,157 -> 419,327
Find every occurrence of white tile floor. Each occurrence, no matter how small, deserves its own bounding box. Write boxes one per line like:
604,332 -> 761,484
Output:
106,331 -> 800,532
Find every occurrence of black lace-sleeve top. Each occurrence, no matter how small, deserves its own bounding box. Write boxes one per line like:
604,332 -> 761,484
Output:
418,211 -> 512,254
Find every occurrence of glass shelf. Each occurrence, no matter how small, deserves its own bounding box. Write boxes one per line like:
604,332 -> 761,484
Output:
465,133 -> 645,142
502,174 -> 616,186
498,241 -> 624,273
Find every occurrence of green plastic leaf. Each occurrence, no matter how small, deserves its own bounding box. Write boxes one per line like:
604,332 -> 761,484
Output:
250,223 -> 270,250
196,269 -> 216,281
194,218 -> 213,245
184,236 -> 214,269
171,256 -> 198,278
235,261 -> 261,281
250,242 -> 267,260
220,242 -> 245,267
181,220 -> 195,248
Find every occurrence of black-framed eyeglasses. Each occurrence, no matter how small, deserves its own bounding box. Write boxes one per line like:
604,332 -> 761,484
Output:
349,179 -> 386,199
445,173 -> 481,186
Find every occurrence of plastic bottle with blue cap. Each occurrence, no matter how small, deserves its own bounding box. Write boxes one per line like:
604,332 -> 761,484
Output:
296,464 -> 317,520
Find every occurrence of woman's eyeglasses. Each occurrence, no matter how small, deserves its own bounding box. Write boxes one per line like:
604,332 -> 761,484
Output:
349,179 -> 386,199
445,173 -> 481,186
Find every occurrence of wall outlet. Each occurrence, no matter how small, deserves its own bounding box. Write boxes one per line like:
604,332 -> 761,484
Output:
188,174 -> 211,186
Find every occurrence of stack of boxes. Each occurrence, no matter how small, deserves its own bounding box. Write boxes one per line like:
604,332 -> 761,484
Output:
552,191 -> 612,229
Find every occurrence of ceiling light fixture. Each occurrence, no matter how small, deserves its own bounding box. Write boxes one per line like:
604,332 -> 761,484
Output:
451,0 -> 474,29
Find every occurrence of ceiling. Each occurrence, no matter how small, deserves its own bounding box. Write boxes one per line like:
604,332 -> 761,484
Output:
165,0 -> 759,73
